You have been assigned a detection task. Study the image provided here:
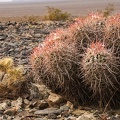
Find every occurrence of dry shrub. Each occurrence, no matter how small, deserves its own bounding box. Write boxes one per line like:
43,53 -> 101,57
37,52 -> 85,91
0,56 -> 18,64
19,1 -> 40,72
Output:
97,4 -> 115,17
44,6 -> 71,21
0,58 -> 28,98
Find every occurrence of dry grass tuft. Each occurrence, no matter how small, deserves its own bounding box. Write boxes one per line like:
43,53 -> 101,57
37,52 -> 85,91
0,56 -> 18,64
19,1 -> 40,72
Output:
0,57 -> 28,98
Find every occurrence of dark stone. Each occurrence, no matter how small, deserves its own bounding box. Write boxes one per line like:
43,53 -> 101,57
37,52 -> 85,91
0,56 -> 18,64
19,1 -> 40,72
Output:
0,34 -> 7,41
47,113 -> 57,119
34,108 -> 62,115
0,26 -> 6,30
0,110 -> 3,114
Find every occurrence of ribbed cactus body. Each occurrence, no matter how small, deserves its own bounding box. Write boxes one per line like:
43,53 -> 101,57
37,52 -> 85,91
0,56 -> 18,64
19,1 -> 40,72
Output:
30,29 -> 90,104
30,13 -> 120,108
81,42 -> 119,107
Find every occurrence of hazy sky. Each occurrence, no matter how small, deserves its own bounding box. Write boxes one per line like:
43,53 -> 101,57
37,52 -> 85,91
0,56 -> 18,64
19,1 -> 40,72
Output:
0,0 -> 34,2
0,0 -> 52,2
0,0 -> 13,2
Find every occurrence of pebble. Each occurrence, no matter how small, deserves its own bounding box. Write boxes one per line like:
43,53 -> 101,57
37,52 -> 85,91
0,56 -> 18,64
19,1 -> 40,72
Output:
47,113 -> 57,119
24,99 -> 30,105
4,108 -> 17,116
35,118 -> 47,120
72,109 -> 87,116
0,34 -> 7,41
0,103 -> 8,111
34,108 -> 62,115
76,113 -> 96,120
60,105 -> 70,111
38,100 -> 49,110
1,115 -> 8,120
11,97 -> 23,109
47,93 -> 65,107
12,116 -> 21,120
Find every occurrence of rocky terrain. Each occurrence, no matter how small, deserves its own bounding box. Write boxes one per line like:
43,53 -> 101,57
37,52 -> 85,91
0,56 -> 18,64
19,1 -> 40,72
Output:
0,20 -> 120,120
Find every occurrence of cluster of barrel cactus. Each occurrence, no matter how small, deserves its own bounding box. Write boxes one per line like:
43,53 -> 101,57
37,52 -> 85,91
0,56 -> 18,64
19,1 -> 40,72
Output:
30,13 -> 120,108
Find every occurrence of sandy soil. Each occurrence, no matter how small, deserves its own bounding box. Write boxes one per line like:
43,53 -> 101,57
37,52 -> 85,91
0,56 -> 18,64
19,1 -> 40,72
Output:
0,0 -> 120,21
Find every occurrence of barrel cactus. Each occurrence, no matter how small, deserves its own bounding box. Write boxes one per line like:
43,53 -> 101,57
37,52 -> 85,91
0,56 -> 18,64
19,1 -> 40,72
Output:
81,41 -> 119,107
30,13 -> 120,108
30,28 -> 90,104
74,13 -> 120,107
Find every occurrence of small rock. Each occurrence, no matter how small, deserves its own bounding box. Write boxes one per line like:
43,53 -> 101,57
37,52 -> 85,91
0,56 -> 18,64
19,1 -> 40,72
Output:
67,116 -> 77,120
34,119 -> 42,120
7,116 -> 13,120
16,110 -> 29,117
20,59 -> 28,64
77,116 -> 89,120
109,116 -> 120,120
47,93 -> 65,107
24,99 -> 30,105
66,101 -> 74,109
35,118 -> 47,120
60,105 -> 70,111
38,100 -> 49,110
34,33 -> 42,38
12,116 -> 21,120
39,29 -> 50,34
76,113 -> 96,120
27,83 -> 42,100
34,84 -> 49,99
11,97 -> 23,110
4,107 -> 17,116
0,34 -> 7,41
47,113 -> 57,119
34,108 -> 61,115
5,41 -> 16,47
1,115 -> 7,120
0,26 -> 6,30
72,109 -> 87,116
28,108 -> 37,113
29,100 -> 37,108
0,102 -> 8,111
61,110 -> 69,117
0,110 -> 3,114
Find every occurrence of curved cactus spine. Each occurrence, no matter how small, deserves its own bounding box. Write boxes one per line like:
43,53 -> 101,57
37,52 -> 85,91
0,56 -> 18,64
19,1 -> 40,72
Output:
81,41 -> 119,107
30,13 -> 120,108
30,28 -> 90,104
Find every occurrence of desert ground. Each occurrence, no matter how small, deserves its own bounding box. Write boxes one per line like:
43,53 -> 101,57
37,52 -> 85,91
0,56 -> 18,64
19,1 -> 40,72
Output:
0,0 -> 120,18
0,0 -> 120,119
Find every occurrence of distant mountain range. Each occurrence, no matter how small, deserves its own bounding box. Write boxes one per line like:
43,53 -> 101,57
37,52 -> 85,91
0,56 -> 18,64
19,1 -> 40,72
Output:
0,0 -> 66,3
13,0 -> 56,1
13,0 -> 34,1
